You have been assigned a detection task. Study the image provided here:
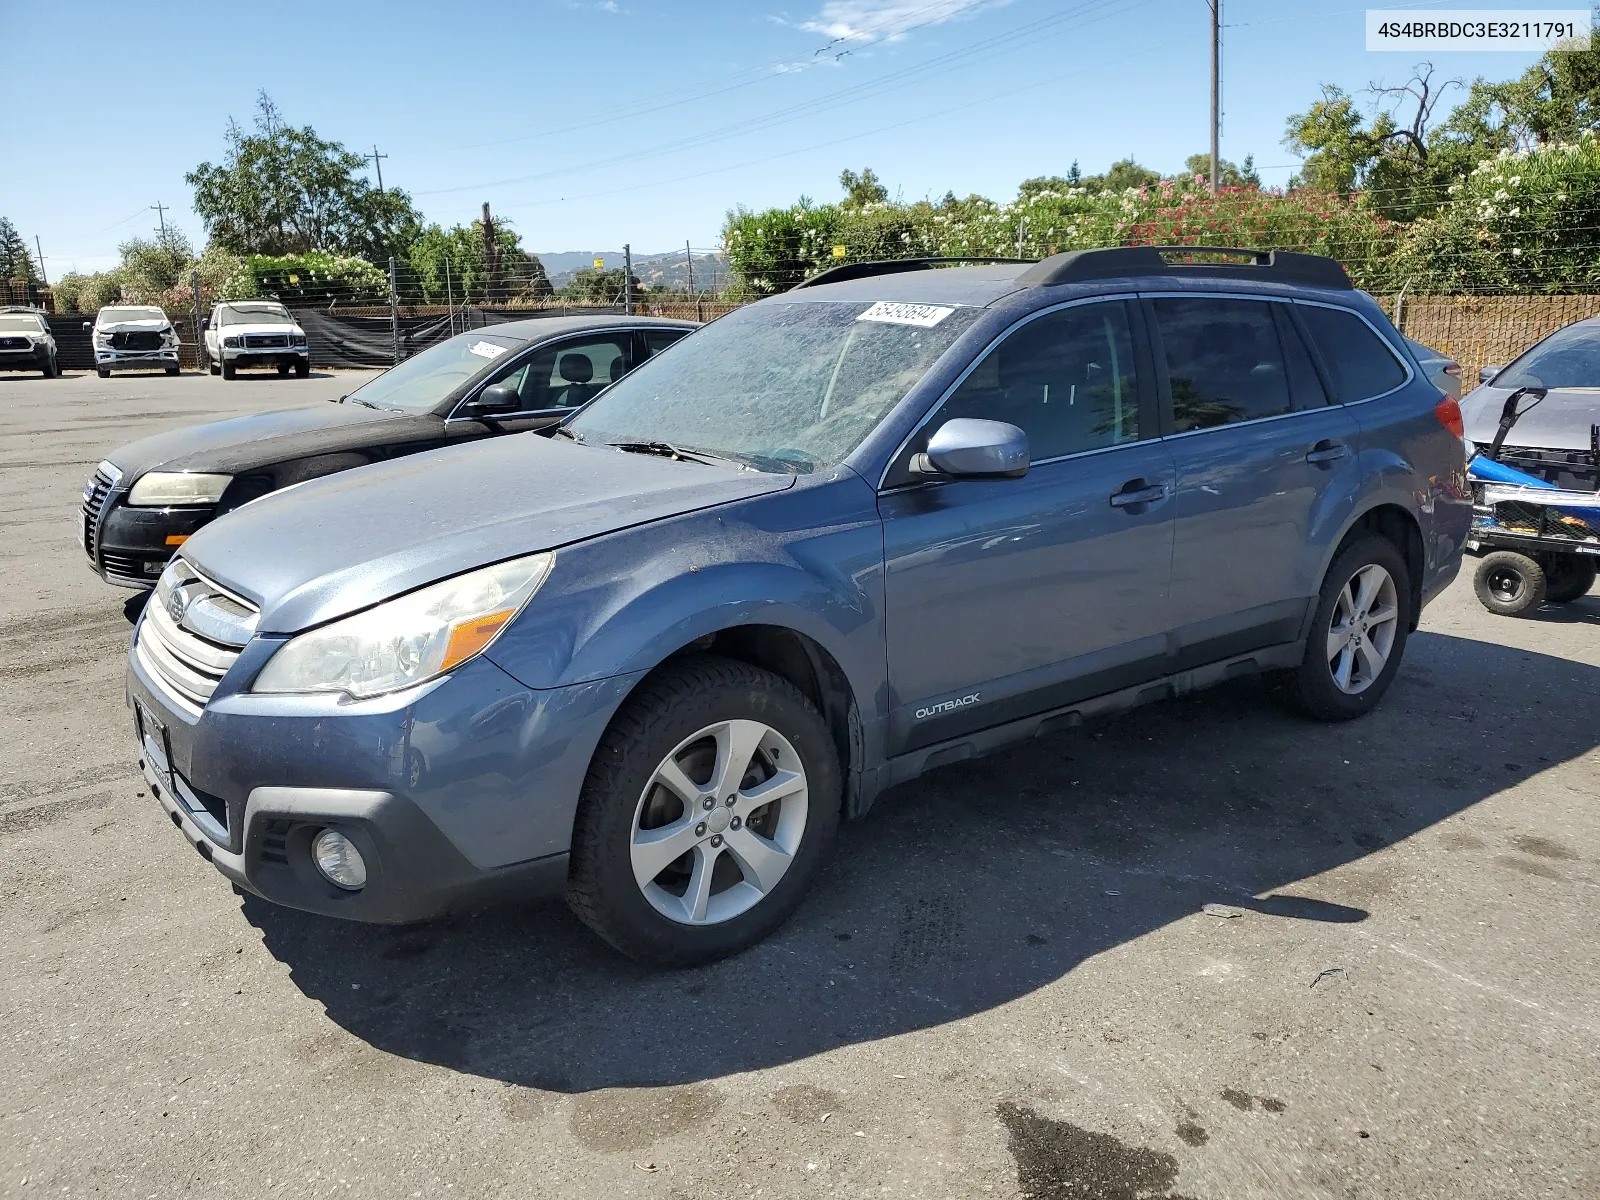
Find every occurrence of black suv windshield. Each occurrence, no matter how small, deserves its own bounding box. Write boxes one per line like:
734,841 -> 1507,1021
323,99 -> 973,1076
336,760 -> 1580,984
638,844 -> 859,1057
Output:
1495,321 -> 1600,389
567,300 -> 979,473
342,332 -> 525,412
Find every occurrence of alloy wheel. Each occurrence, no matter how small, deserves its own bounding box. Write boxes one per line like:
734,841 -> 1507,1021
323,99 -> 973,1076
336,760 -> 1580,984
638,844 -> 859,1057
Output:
630,719 -> 809,925
1325,563 -> 1399,695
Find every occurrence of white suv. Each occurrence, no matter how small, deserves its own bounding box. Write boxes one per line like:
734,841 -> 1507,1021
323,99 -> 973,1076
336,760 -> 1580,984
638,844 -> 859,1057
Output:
204,301 -> 310,379
88,306 -> 180,377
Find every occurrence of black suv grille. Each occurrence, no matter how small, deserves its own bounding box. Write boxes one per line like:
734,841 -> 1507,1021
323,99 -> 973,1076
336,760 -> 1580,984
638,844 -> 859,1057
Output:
80,465 -> 118,560
111,330 -> 164,351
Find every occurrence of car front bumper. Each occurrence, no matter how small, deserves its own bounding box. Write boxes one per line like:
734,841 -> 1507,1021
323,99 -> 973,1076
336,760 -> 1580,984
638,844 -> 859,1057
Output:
126,626 -> 641,923
221,348 -> 309,368
96,349 -> 180,369
0,344 -> 50,369
85,493 -> 215,588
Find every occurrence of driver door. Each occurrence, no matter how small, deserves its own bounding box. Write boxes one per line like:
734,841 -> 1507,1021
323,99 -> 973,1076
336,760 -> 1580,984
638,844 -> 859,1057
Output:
878,299 -> 1176,756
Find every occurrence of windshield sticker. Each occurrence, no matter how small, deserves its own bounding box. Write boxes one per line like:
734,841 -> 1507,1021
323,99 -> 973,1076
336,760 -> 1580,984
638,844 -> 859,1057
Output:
468,340 -> 508,359
856,301 -> 956,328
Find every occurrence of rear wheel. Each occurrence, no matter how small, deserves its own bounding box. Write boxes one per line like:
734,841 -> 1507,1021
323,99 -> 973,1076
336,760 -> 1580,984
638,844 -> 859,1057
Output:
276,363 -> 290,376
208,359 -> 220,376
1474,551 -> 1546,616
567,655 -> 840,966
1542,554 -> 1595,604
1286,535 -> 1411,721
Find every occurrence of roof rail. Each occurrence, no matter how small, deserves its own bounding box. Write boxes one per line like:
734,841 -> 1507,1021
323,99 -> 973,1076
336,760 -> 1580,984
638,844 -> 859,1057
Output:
791,257 -> 1034,290
1017,246 -> 1351,290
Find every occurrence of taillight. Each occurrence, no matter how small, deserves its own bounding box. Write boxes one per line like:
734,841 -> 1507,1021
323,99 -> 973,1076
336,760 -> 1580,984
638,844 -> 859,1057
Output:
1435,396 -> 1464,438
1443,363 -> 1461,377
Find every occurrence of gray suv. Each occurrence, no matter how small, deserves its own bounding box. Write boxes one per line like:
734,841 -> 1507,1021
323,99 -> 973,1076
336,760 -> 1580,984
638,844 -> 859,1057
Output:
126,247 -> 1469,964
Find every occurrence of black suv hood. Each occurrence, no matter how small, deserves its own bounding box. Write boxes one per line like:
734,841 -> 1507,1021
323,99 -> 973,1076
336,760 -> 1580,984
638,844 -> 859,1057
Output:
180,433 -> 794,633
106,403 -> 427,478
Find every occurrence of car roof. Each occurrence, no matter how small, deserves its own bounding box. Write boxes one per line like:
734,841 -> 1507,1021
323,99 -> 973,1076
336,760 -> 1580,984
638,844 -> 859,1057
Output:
485,313 -> 700,342
764,264 -> 1032,308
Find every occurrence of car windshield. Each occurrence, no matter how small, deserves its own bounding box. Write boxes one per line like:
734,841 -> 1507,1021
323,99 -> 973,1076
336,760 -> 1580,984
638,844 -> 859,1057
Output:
0,315 -> 44,332
99,307 -> 166,325
1494,322 -> 1600,389
220,304 -> 293,326
566,300 -> 980,473
341,332 -> 526,413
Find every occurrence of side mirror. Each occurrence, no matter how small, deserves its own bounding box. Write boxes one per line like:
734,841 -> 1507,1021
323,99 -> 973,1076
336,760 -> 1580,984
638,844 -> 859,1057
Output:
201,317 -> 210,331
82,321 -> 91,333
1479,365 -> 1501,384
913,418 -> 1029,480
465,381 -> 522,415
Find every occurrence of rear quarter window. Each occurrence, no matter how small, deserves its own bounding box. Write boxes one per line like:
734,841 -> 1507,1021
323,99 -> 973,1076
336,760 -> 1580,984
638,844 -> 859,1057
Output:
1298,305 -> 1407,402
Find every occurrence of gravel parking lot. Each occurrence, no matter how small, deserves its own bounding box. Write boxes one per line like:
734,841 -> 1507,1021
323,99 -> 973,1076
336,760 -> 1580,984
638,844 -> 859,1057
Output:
3,368 -> 1598,1199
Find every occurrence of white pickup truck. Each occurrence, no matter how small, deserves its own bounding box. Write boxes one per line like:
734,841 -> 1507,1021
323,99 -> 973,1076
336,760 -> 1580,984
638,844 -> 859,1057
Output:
88,306 -> 181,377
203,300 -> 310,379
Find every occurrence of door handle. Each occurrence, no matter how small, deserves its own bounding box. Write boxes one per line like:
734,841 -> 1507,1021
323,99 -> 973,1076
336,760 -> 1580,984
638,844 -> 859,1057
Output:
1109,482 -> 1166,508
1305,440 -> 1349,465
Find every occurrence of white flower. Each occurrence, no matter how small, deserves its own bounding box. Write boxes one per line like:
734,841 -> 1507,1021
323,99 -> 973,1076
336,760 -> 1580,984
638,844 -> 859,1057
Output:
1512,247 -> 1523,256
1509,176 -> 1521,185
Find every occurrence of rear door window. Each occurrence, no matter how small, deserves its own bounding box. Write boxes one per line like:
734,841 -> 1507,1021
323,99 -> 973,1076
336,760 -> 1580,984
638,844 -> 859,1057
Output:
643,329 -> 689,358
1297,304 -> 1407,402
1276,306 -> 1330,409
1151,297 -> 1293,431
495,335 -> 631,410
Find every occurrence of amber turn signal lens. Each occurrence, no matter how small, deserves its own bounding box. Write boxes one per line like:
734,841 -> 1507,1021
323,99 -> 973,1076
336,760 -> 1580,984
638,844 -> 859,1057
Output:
440,608 -> 516,671
164,534 -> 189,546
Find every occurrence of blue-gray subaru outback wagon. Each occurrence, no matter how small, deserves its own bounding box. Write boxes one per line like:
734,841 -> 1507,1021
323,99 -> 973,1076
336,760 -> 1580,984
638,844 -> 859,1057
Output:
127,247 -> 1469,964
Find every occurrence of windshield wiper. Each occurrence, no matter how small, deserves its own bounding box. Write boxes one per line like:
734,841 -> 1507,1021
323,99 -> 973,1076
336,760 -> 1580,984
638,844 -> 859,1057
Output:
607,440 -> 747,470
551,426 -> 584,442
345,397 -> 381,410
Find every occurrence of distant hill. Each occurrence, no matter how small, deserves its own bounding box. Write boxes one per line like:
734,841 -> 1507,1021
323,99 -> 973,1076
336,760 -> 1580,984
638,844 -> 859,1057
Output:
536,249 -> 729,293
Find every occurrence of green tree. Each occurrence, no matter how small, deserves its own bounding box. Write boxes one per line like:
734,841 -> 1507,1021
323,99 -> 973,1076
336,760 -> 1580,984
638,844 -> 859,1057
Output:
117,229 -> 195,301
0,217 -> 36,282
408,220 -> 551,304
839,167 -> 889,208
1183,152 -> 1261,187
557,266 -> 638,303
1079,159 -> 1163,193
186,92 -> 422,265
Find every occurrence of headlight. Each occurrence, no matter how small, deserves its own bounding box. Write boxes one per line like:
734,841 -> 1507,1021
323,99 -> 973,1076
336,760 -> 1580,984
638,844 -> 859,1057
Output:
290,333 -> 307,346
128,472 -> 232,506
224,336 -> 241,348
252,553 -> 554,699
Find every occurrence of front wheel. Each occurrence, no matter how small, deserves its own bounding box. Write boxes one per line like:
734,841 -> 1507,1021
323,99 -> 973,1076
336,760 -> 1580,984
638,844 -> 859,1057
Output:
1542,554 -> 1595,604
294,359 -> 310,378
1474,551 -> 1546,616
567,655 -> 841,966
165,366 -> 180,376
1286,535 -> 1412,721
221,361 -> 236,380
96,367 -> 110,379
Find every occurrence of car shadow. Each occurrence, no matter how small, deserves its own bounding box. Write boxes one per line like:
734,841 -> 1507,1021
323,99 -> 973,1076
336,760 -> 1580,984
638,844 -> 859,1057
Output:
244,630 -> 1600,1092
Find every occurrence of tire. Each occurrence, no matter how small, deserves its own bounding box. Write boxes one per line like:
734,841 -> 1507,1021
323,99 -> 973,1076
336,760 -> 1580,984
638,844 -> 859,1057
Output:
40,356 -> 55,378
295,360 -> 310,378
96,367 -> 110,379
1474,551 -> 1546,617
567,654 -> 841,966
165,366 -> 180,376
221,361 -> 236,380
277,363 -> 290,376
1542,554 -> 1595,604
1286,535 -> 1412,721
209,359 -> 220,376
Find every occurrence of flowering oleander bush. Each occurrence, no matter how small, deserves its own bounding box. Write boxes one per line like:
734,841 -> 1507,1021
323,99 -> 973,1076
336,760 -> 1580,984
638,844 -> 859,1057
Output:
220,251 -> 388,305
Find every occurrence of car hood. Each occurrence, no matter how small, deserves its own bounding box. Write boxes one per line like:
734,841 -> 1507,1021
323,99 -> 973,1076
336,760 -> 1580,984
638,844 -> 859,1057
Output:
96,318 -> 173,333
179,434 -> 796,633
219,322 -> 304,337
1462,384 -> 1600,451
106,403 -> 413,477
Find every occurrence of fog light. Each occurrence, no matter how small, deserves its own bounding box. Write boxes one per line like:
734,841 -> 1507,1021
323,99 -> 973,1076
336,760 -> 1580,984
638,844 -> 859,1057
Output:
312,828 -> 367,890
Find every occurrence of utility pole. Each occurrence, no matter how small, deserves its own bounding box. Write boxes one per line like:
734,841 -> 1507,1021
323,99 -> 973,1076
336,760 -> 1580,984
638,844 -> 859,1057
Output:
366,145 -> 388,193
191,271 -> 203,372
685,240 -> 694,295
152,202 -> 168,238
33,236 -> 48,287
623,244 -> 633,315
481,203 -> 499,304
444,258 -> 455,336
388,256 -> 400,366
1209,0 -> 1221,194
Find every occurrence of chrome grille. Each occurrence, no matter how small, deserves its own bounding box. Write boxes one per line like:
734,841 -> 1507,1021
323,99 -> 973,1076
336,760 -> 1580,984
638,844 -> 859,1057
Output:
80,462 -> 120,558
135,560 -> 259,712
244,334 -> 288,349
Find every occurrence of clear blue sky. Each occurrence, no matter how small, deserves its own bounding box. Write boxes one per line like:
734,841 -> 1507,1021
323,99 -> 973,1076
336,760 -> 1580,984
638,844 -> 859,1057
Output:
0,0 -> 1559,275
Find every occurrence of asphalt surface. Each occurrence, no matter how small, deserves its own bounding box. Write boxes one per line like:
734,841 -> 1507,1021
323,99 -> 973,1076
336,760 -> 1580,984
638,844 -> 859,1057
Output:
2,368 -> 1598,1199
